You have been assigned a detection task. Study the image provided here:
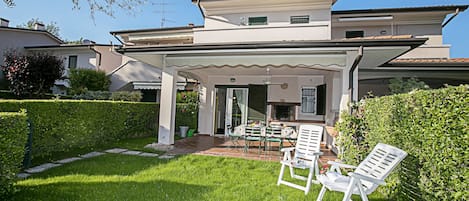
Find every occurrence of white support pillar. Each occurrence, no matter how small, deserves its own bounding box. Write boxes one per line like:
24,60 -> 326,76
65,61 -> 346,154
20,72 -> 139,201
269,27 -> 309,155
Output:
197,83 -> 215,135
158,66 -> 177,145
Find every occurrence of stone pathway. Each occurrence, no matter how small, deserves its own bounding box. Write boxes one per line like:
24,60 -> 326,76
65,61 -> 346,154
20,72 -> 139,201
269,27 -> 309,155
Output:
18,148 -> 175,179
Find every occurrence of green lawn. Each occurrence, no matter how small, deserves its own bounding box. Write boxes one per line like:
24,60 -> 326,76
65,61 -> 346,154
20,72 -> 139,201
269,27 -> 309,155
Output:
13,153 -> 387,201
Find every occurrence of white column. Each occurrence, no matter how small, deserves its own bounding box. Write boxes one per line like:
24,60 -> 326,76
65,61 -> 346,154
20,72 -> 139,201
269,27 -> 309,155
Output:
158,67 -> 177,145
197,83 -> 215,135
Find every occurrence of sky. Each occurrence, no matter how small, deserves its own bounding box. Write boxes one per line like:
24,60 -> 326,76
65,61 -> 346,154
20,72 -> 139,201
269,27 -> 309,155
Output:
0,0 -> 468,57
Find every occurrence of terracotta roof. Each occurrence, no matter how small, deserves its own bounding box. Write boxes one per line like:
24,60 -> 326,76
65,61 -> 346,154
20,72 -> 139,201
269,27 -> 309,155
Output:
391,58 -> 469,64
345,35 -> 413,40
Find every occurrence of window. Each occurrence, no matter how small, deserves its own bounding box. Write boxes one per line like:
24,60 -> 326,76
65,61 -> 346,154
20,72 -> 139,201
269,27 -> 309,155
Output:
345,30 -> 364,38
68,55 -> 77,69
290,15 -> 310,24
301,87 -> 317,114
248,16 -> 268,26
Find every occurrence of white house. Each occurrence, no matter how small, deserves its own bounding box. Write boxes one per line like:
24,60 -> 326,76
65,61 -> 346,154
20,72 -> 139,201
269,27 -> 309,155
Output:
25,40 -> 191,98
0,18 -> 62,88
111,1 -> 468,148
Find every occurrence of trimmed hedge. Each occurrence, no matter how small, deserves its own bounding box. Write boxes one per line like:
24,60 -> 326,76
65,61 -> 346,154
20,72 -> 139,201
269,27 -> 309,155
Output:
0,111 -> 28,198
0,100 -> 158,160
336,85 -> 469,200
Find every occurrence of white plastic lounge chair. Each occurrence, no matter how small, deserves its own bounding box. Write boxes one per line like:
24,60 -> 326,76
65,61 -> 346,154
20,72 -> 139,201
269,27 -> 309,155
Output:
277,124 -> 324,195
316,143 -> 408,201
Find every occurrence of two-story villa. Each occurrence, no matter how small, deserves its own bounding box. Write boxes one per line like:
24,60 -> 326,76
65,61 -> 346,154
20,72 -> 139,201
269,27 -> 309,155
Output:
111,0 -> 468,147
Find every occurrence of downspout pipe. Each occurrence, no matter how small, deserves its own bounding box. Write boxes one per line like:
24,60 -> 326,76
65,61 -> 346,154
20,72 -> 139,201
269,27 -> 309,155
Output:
349,46 -> 364,107
442,8 -> 460,28
89,46 -> 102,70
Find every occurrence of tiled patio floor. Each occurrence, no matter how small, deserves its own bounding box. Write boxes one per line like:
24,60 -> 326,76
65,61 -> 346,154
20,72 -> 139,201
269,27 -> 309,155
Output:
166,135 -> 337,163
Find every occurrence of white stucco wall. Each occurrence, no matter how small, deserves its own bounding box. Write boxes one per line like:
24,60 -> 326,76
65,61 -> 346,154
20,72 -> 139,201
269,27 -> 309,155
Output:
195,9 -> 331,43
0,29 -> 60,66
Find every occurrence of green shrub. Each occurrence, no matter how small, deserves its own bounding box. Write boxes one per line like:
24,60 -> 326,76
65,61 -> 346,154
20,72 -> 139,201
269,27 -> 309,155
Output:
175,91 -> 198,131
72,91 -> 111,100
336,85 -> 469,200
388,77 -> 429,94
0,100 -> 158,160
176,103 -> 198,131
110,91 -> 142,102
69,69 -> 110,95
0,111 -> 28,199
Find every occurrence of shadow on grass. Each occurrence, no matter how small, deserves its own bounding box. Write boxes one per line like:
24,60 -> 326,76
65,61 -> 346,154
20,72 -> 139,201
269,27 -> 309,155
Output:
12,180 -> 211,201
30,154 -> 173,177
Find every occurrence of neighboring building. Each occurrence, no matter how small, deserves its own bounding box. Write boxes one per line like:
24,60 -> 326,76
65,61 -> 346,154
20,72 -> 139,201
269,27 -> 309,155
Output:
25,41 -> 122,94
0,18 -> 62,88
111,1 -> 469,147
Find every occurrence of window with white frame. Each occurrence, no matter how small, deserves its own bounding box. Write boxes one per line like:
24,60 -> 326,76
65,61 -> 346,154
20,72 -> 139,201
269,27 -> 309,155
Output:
301,87 -> 317,114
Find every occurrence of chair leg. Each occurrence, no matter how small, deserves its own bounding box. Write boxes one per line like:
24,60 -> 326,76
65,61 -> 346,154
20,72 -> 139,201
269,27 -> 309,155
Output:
342,178 -> 357,201
277,164 -> 286,186
304,168 -> 314,194
316,185 -> 327,201
357,180 -> 369,201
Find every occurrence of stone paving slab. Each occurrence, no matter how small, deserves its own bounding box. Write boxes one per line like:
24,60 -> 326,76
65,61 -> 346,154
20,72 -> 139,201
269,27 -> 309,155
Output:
121,150 -> 142,155
158,155 -> 175,159
105,148 -> 128,154
17,173 -> 31,179
139,152 -> 159,157
80,151 -> 105,158
56,157 -> 83,164
25,163 -> 62,173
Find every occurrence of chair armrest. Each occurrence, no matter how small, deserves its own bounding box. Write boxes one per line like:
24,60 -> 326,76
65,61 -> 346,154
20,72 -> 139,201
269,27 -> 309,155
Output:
313,151 -> 323,156
327,161 -> 357,169
348,172 -> 386,185
280,147 -> 295,153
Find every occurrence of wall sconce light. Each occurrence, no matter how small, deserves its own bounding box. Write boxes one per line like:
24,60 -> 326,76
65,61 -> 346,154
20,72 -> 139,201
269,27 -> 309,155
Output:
230,77 -> 236,82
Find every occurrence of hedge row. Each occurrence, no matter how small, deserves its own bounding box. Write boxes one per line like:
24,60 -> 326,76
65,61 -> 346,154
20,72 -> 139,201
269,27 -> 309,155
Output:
336,85 -> 468,200
0,100 -> 158,160
0,111 -> 28,199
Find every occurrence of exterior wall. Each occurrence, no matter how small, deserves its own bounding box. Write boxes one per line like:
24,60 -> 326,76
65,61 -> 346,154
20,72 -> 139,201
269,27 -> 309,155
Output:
197,74 -> 330,135
0,30 -> 60,66
94,46 -> 123,73
195,9 -> 331,43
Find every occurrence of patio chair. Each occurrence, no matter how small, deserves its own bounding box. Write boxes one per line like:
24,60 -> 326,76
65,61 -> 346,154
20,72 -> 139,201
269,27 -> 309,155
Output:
244,125 -> 263,153
316,143 -> 407,201
265,126 -> 283,151
227,125 -> 243,148
277,124 -> 323,195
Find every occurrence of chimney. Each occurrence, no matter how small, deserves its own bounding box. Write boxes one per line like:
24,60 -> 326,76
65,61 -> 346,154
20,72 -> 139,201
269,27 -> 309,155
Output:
34,22 -> 45,30
0,18 -> 9,27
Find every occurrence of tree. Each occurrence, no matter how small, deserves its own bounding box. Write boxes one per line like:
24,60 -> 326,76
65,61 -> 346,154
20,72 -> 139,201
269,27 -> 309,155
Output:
1,51 -> 64,96
17,18 -> 60,38
68,68 -> 110,95
3,0 -> 145,19
388,77 -> 429,94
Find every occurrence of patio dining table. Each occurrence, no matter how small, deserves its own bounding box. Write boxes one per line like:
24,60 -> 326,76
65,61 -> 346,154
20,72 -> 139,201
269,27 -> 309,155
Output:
233,125 -> 298,152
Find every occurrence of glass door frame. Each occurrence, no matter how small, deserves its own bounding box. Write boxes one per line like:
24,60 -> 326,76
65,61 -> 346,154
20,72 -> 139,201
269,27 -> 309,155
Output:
225,88 -> 249,135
